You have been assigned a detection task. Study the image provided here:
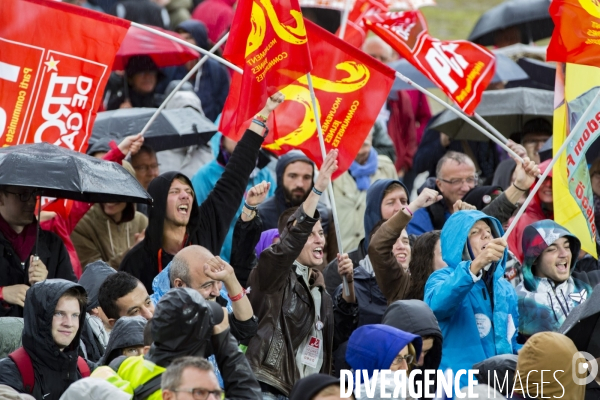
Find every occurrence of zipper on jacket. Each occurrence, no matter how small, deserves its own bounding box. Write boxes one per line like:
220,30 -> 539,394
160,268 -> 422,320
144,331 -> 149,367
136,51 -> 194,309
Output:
482,288 -> 487,300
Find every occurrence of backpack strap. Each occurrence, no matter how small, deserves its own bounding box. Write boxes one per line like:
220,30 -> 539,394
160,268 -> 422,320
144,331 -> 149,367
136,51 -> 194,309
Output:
8,347 -> 34,393
133,374 -> 163,400
77,356 -> 91,378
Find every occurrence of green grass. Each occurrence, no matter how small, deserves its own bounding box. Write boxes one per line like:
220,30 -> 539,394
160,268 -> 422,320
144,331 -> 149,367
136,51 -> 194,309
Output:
420,0 -> 506,40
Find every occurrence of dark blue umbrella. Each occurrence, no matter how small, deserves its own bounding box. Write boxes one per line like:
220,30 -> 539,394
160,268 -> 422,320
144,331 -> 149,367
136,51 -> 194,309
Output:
389,54 -> 528,97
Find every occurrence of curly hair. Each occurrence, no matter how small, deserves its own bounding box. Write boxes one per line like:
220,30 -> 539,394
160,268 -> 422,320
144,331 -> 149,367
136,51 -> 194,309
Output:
406,231 -> 441,300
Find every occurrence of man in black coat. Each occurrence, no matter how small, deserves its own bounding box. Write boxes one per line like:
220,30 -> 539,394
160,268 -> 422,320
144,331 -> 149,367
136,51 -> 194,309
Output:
119,94 -> 284,292
0,186 -> 75,317
0,279 -> 90,400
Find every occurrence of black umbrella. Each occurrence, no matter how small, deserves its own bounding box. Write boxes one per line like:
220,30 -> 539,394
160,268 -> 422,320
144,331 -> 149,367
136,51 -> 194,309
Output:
468,0 -> 553,46
505,58 -> 556,91
90,107 -> 217,152
559,284 -> 600,358
389,54 -> 529,95
429,87 -> 554,141
0,142 -> 152,204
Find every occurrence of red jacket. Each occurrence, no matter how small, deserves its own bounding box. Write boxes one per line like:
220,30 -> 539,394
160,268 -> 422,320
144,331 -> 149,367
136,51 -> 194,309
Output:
507,159 -> 554,263
387,90 -> 417,173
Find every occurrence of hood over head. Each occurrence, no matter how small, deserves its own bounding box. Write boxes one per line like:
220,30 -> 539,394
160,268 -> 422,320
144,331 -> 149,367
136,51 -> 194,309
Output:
59,378 -> 133,400
99,316 -> 147,366
164,90 -> 202,113
289,374 -> 340,400
274,151 -> 315,203
381,300 -> 442,371
473,355 -> 518,396
146,288 -> 224,367
363,179 -> 410,252
22,279 -> 87,370
516,332 -> 585,400
521,220 -> 581,292
440,210 -> 506,277
125,55 -> 160,77
145,171 -> 199,256
176,20 -> 210,50
79,261 -> 116,312
346,324 -> 422,379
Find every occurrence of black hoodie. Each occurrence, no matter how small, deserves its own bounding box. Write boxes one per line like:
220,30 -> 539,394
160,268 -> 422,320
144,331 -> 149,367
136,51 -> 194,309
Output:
99,316 -> 146,366
120,129 -> 265,292
0,279 -> 88,400
381,300 -> 443,399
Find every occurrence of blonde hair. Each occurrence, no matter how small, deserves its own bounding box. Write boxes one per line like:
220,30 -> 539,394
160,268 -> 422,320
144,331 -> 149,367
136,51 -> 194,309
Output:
407,343 -> 418,373
315,385 -> 353,399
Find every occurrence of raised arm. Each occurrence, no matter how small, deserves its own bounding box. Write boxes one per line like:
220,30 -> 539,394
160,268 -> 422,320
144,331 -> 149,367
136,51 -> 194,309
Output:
196,94 -> 284,256
369,188 -> 442,303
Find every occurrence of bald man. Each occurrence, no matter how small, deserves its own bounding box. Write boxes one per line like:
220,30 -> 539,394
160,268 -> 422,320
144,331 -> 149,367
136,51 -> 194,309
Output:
169,245 -> 257,343
362,36 -> 395,63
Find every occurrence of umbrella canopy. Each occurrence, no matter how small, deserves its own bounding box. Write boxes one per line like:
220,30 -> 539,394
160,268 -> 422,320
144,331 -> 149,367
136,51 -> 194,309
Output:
505,58 -> 556,91
492,43 -> 547,61
559,285 -> 600,358
0,143 -> 152,204
468,0 -> 553,46
90,107 -> 218,152
389,54 -> 529,94
429,87 -> 554,141
113,25 -> 199,70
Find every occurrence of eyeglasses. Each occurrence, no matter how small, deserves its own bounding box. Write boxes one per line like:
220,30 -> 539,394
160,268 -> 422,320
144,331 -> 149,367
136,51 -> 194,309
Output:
133,163 -> 160,173
3,189 -> 41,202
173,387 -> 223,400
438,175 -> 478,187
392,354 -> 414,366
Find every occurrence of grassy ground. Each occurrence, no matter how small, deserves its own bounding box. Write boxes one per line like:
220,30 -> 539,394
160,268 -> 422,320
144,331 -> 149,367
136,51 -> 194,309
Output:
420,0 -> 506,40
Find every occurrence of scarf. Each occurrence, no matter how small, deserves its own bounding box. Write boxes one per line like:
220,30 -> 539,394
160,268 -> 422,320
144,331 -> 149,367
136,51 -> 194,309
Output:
0,214 -> 37,262
349,148 -> 378,191
255,229 -> 280,259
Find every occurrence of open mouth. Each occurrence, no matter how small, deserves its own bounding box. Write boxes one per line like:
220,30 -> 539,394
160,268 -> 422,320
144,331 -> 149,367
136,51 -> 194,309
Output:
556,262 -> 568,273
312,247 -> 323,259
395,253 -> 407,263
177,205 -> 189,215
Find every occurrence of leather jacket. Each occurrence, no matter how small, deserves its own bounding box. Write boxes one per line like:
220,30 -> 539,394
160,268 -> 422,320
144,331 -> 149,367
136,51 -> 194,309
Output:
246,206 -> 334,396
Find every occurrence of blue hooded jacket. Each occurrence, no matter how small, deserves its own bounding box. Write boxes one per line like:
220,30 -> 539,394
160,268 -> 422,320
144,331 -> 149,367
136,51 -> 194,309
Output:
424,210 -> 520,388
346,324 -> 422,380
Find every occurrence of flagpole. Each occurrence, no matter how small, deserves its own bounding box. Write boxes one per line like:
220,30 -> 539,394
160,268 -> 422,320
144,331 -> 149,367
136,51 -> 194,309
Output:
338,0 -> 352,39
394,71 -> 531,167
130,22 -> 243,74
474,113 -> 508,144
306,73 -> 350,297
138,32 -> 229,137
503,89 -> 600,239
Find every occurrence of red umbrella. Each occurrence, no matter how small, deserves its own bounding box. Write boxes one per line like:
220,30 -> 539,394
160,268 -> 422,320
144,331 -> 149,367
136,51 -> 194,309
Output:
112,25 -> 199,70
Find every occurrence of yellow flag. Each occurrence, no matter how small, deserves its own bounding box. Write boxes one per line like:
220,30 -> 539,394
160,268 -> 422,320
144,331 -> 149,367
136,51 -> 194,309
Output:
553,63 -> 599,258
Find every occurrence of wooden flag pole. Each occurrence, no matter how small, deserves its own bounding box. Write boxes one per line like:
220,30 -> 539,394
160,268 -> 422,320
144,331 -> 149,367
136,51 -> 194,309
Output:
338,0 -> 352,39
305,72 -> 351,297
503,90 -> 600,239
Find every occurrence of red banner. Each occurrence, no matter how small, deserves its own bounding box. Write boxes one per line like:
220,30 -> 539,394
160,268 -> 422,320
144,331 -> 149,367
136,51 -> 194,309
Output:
222,0 -> 312,136
0,0 -> 129,152
547,0 -> 600,67
336,0 -> 389,48
365,11 -> 495,115
221,19 -> 396,179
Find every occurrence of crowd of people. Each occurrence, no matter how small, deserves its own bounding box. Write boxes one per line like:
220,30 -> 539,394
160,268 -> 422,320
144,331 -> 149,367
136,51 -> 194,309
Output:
0,0 -> 600,399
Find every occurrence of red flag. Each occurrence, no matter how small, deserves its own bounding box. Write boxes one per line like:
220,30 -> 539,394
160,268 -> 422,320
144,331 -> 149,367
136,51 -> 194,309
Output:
222,0 -> 312,136
0,0 -> 129,152
365,11 -> 495,115
336,0 -> 389,48
547,0 -> 600,67
221,19 -> 396,179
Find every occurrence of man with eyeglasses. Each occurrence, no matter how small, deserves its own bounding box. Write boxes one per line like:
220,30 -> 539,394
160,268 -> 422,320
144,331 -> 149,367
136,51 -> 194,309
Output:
407,151 -> 538,236
0,186 -> 76,317
131,145 -> 160,191
161,356 -> 223,400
